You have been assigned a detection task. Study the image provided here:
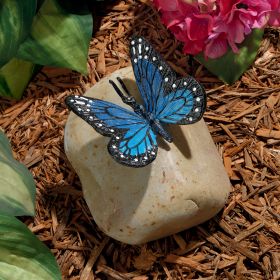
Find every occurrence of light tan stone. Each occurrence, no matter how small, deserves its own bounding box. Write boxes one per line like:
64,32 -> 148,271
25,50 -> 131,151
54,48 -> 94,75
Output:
64,66 -> 231,244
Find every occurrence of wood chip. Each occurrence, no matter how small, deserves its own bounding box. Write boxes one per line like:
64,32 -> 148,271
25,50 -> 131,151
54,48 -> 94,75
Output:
80,237 -> 109,280
164,254 -> 213,275
256,128 -> 280,139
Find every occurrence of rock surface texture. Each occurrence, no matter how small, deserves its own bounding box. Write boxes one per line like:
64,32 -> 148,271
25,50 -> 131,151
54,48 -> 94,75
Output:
64,66 -> 231,244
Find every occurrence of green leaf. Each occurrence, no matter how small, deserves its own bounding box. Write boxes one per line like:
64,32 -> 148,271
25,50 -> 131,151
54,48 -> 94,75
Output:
195,29 -> 264,84
0,58 -> 40,99
0,131 -> 35,216
0,0 -> 37,67
0,214 -> 61,280
17,0 -> 93,74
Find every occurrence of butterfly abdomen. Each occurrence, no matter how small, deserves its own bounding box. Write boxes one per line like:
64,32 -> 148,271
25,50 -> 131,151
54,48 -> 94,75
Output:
143,111 -> 173,143
152,119 -> 173,143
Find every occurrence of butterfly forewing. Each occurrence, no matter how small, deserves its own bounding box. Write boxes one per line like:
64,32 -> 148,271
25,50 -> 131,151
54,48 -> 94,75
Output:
65,95 -> 158,167
130,37 -> 175,115
130,36 -> 206,125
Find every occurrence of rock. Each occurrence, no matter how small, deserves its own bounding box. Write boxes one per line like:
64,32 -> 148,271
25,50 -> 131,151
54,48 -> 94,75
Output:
64,66 -> 231,245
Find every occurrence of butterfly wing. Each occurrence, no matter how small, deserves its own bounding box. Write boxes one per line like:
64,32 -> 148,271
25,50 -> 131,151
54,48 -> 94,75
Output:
130,36 -> 206,125
154,76 -> 206,125
65,95 -> 157,167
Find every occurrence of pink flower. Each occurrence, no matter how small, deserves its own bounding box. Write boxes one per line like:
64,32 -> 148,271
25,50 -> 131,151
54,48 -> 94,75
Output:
268,0 -> 280,26
207,0 -> 275,57
204,32 -> 228,58
153,0 -> 217,55
153,0 -> 280,59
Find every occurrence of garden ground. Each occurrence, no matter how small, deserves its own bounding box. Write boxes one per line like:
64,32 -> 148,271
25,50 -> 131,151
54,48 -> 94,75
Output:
1,1 -> 280,279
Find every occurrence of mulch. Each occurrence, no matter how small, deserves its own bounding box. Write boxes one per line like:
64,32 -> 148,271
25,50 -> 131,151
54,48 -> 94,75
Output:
1,1 -> 280,279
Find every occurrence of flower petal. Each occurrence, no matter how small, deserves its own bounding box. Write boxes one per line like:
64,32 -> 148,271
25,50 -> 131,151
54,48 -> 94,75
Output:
183,38 -> 205,55
186,14 -> 213,40
205,33 -> 228,59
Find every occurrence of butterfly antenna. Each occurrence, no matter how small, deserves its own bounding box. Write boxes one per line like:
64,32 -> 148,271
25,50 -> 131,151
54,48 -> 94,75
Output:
109,80 -> 127,101
116,77 -> 132,97
109,79 -> 137,107
109,78 -> 144,115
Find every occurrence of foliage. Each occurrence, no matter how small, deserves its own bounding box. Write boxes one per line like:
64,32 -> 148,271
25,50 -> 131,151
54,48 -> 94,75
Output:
0,214 -> 61,280
0,131 -> 35,216
0,0 -> 93,99
0,131 -> 61,279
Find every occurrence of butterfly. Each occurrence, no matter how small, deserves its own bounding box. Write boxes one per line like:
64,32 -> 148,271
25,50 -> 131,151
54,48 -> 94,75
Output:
65,36 -> 206,168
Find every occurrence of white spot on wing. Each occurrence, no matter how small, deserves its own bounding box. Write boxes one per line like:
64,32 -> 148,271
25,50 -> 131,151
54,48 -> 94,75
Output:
76,100 -> 85,105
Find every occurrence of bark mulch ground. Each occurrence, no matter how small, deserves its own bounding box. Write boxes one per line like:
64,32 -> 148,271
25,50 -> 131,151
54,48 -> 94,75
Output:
1,1 -> 280,279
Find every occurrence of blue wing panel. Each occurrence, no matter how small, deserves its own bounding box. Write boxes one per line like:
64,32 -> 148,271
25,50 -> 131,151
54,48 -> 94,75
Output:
130,37 -> 175,115
65,95 -> 158,167
160,77 -> 206,125
108,125 -> 158,167
156,89 -> 193,122
65,95 -> 145,136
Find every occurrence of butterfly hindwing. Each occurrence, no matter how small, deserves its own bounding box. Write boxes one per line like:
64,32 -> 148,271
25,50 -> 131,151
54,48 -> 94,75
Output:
155,76 -> 206,125
65,95 -> 157,167
108,125 -> 157,167
130,36 -> 206,124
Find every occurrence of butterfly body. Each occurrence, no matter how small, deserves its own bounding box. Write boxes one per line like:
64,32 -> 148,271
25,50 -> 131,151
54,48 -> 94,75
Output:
66,36 -> 206,168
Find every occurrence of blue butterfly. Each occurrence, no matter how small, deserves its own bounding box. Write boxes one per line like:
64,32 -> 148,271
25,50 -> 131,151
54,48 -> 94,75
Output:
65,36 -> 206,167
